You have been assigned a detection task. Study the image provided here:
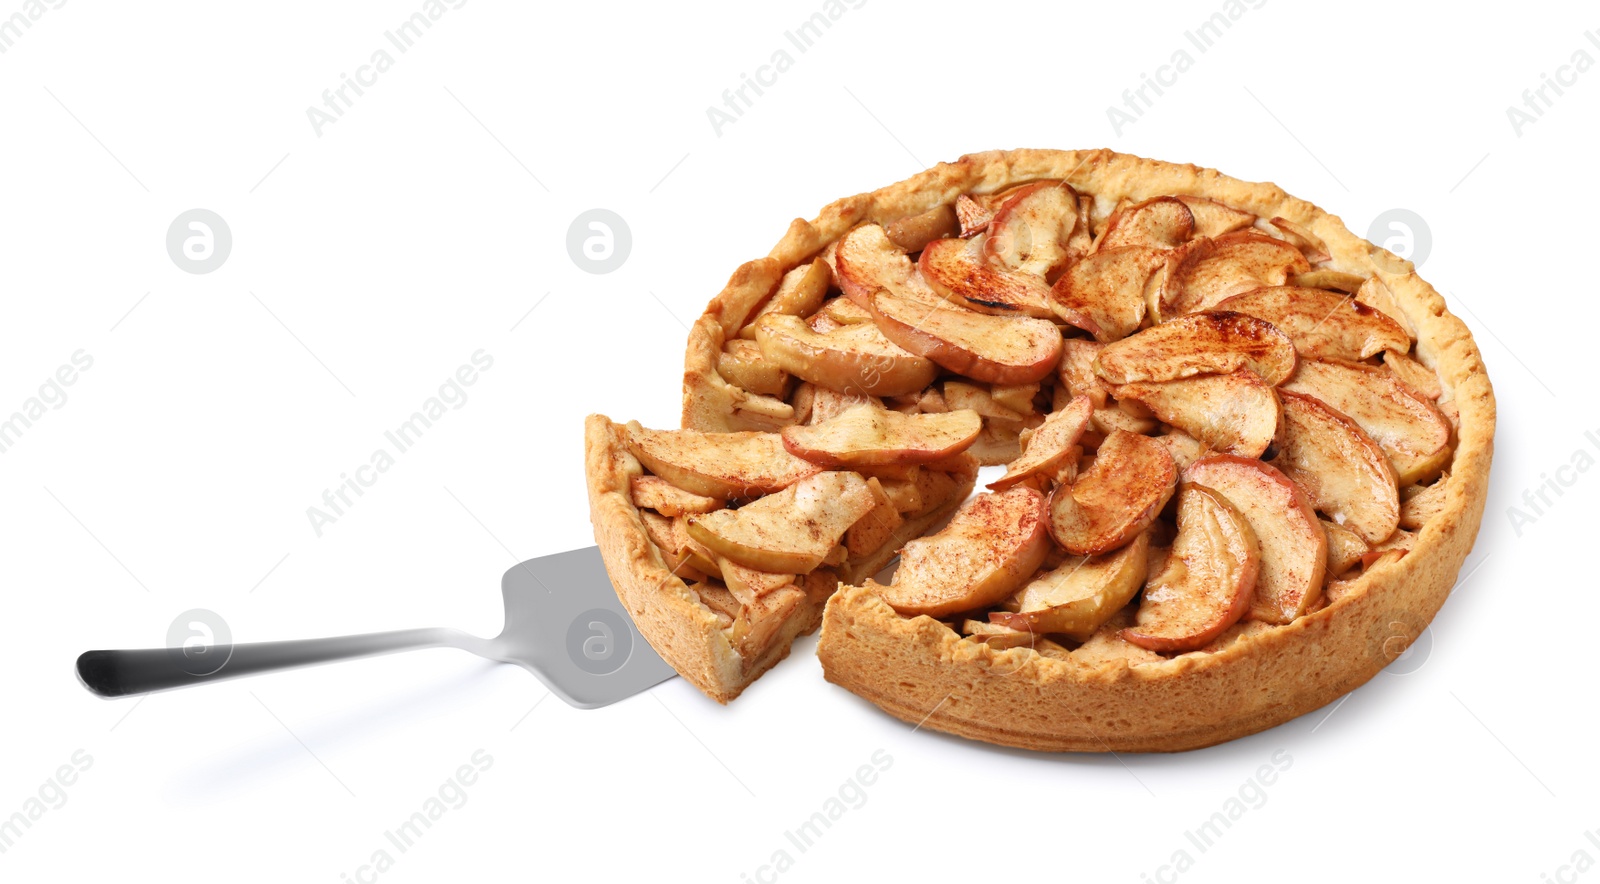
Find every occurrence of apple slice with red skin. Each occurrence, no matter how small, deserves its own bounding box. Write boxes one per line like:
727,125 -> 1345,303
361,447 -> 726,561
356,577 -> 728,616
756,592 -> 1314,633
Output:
1211,286 -> 1410,360
868,288 -> 1064,386
1093,311 -> 1297,386
780,403 -> 982,468
1157,232 -> 1311,319
1112,369 -> 1282,458
1050,246 -> 1168,343
1280,358 -> 1452,485
1183,455 -> 1327,624
983,180 -> 1080,278
624,422 -> 821,499
988,395 -> 1094,491
1123,483 -> 1259,652
754,313 -> 937,397
833,224 -> 937,308
1271,390 -> 1400,544
1099,196 -> 1195,250
1048,430 -> 1177,556
868,486 -> 1052,618
687,470 -> 877,573
919,236 -> 1076,324
991,530 -> 1149,641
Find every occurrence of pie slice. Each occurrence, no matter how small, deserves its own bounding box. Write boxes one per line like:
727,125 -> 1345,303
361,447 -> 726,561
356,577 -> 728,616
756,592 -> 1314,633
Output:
586,415 -> 976,702
585,148 -> 1492,752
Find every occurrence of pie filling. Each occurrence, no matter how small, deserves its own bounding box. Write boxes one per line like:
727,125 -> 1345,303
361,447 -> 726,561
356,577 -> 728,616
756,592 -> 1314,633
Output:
619,180 -> 1458,673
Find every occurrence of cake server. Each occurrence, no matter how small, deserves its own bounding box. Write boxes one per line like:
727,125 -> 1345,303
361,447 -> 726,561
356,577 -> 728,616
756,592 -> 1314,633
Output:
75,546 -> 675,708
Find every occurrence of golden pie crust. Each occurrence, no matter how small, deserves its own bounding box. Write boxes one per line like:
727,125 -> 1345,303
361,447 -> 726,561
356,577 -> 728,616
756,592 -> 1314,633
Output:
594,149 -> 1493,749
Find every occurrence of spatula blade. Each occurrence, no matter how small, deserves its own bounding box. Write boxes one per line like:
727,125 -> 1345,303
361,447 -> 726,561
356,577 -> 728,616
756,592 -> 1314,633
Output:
497,546 -> 676,708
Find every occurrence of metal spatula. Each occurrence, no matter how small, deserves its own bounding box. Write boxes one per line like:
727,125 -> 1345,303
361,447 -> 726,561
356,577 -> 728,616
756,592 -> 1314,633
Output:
75,546 -> 676,708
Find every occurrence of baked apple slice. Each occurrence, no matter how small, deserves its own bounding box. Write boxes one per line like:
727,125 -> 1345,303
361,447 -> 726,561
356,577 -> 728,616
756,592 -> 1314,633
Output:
990,530 -> 1149,640
1272,391 -> 1400,544
1112,369 -> 1281,458
1175,195 -> 1256,238
1183,456 -> 1327,624
884,204 -> 959,252
987,395 -> 1094,491
1123,484 -> 1260,652
983,180 -> 1079,278
624,423 -> 821,499
630,475 -> 723,517
1099,196 -> 1195,250
1289,269 -> 1366,293
1321,518 -> 1369,578
1267,217 -> 1332,263
780,403 -> 982,467
1057,338 -> 1111,408
1384,351 -> 1442,399
753,313 -> 938,397
686,471 -> 877,573
1049,246 -> 1168,342
868,288 -> 1064,386
1093,311 -> 1297,386
1156,232 -> 1311,319
954,194 -> 996,238
834,223 -> 938,307
1210,287 -> 1410,360
1154,430 -> 1208,471
918,236 -> 1067,322
867,486 -> 1051,618
717,338 -> 792,397
1354,275 -> 1416,339
1048,430 -> 1177,555
741,259 -> 831,338
1280,359 -> 1452,484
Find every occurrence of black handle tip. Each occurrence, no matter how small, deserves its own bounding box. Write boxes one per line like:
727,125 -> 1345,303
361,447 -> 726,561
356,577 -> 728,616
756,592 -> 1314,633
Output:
76,650 -> 132,697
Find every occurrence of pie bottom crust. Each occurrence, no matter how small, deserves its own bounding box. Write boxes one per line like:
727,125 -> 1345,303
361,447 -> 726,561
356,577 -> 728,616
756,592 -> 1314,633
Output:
584,415 -> 973,703
676,149 -> 1494,750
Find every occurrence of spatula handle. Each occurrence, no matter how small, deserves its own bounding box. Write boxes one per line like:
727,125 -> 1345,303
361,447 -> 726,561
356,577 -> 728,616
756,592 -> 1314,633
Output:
76,628 -> 471,697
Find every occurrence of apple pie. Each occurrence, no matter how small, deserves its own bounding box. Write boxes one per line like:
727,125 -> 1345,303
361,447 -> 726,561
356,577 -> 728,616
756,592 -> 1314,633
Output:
585,149 -> 1493,751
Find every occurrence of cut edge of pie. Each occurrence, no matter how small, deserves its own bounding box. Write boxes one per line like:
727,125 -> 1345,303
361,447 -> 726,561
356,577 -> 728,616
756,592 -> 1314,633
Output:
583,415 -> 974,703
590,148 -> 1493,749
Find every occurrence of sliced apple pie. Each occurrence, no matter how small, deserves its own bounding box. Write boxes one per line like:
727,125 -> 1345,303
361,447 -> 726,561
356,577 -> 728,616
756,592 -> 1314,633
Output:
587,149 -> 1493,750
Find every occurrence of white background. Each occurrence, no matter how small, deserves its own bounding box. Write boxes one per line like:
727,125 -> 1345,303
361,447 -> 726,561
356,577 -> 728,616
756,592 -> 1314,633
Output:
2,1 -> 1595,881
